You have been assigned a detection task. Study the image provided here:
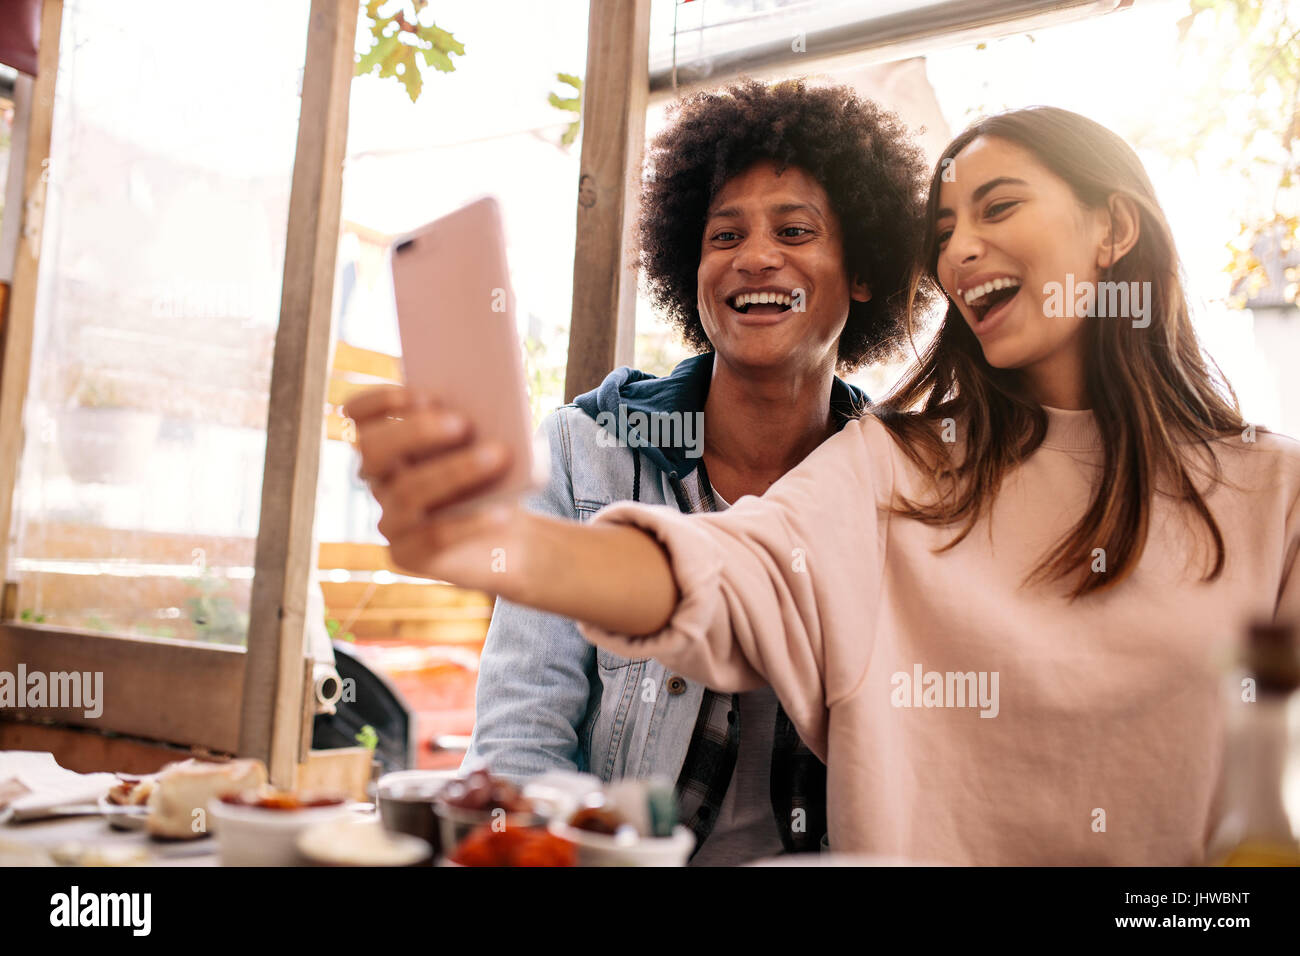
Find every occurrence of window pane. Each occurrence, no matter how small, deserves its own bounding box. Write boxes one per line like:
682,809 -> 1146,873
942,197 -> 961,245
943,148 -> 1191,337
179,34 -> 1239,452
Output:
316,0 -> 589,768
6,0 -> 310,645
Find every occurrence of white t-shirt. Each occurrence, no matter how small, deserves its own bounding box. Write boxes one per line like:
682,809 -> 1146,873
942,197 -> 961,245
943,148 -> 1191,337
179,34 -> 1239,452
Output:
688,487 -> 786,866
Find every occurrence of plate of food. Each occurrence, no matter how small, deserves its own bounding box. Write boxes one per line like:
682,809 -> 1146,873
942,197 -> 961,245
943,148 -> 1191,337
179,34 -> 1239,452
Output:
97,758 -> 268,839
100,775 -> 156,831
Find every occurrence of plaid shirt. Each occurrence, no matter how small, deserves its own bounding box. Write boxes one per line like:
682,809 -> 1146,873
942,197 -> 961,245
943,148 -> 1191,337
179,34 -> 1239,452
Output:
664,458 -> 828,858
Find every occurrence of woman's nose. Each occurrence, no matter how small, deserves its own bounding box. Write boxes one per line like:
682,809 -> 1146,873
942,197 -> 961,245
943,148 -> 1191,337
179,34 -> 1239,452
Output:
941,223 -> 983,270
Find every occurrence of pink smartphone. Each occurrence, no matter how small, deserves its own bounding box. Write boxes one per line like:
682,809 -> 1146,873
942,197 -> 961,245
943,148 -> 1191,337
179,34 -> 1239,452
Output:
390,196 -> 539,513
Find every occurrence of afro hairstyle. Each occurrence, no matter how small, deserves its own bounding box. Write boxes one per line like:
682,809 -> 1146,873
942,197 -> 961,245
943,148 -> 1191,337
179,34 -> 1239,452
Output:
635,77 -> 933,371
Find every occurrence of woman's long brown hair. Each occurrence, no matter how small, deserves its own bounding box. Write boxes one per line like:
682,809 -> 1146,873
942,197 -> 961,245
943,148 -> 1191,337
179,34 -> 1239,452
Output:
875,107 -> 1249,598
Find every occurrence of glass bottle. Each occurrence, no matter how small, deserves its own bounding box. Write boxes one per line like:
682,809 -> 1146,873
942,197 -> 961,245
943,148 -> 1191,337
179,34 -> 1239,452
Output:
1210,620 -> 1300,866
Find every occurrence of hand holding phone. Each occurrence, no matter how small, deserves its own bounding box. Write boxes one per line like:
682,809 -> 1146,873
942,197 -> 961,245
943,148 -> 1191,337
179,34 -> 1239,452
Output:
345,382 -> 519,581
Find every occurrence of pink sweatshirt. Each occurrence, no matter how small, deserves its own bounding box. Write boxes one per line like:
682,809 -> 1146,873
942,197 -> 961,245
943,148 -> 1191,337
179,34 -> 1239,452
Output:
577,407 -> 1300,864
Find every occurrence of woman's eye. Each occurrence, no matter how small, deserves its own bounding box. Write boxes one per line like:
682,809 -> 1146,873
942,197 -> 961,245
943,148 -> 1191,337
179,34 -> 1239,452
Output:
712,231 -> 740,242
985,200 -> 1019,218
935,228 -> 953,248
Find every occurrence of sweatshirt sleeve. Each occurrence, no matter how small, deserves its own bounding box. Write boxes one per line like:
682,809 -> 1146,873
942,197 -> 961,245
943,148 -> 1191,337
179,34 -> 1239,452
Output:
576,415 -> 896,758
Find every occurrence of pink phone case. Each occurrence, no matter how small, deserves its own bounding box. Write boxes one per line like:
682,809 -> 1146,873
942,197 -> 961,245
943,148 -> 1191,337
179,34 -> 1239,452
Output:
390,197 -> 538,513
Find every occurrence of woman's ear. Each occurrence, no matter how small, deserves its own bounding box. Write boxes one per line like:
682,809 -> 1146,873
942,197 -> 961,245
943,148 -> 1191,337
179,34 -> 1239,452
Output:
850,274 -> 872,303
1097,194 -> 1141,269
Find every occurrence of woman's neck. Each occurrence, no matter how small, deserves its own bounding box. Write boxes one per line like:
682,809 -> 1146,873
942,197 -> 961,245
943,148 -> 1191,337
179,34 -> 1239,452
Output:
702,355 -> 838,502
1024,344 -> 1090,410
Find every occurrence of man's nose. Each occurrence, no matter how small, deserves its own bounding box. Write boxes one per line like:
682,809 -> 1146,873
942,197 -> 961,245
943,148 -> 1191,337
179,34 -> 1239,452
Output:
733,232 -> 784,272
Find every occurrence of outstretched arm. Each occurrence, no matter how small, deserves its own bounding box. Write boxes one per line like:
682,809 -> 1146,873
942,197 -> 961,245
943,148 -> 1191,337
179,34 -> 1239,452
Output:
346,385 -> 677,635
347,385 -> 891,757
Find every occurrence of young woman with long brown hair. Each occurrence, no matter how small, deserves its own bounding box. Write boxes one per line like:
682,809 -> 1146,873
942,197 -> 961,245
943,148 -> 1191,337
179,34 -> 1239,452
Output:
346,106 -> 1300,864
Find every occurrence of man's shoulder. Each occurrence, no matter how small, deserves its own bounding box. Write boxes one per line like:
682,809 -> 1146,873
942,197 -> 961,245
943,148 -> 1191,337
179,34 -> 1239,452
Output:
536,403 -> 663,507
540,402 -> 625,452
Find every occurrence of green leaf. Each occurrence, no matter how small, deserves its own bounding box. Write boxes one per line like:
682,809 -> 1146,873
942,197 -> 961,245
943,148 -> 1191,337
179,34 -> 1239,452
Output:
550,71 -> 584,143
398,53 -> 423,101
423,47 -> 456,72
428,25 -> 466,57
377,42 -> 407,79
357,7 -> 465,98
356,33 -> 400,76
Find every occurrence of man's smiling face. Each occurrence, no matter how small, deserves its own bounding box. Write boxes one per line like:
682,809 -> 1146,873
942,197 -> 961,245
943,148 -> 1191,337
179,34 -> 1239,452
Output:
697,160 -> 870,375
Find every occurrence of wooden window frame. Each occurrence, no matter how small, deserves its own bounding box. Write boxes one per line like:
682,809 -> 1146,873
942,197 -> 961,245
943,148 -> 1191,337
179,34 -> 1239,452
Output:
0,0 -> 359,786
562,0 -> 650,403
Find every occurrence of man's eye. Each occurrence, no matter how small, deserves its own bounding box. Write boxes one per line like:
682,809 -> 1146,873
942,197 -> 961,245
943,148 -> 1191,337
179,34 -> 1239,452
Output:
712,231 -> 740,242
779,226 -> 812,238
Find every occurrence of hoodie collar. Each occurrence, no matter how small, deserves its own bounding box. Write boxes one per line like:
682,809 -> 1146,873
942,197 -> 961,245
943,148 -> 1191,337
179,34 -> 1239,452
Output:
572,351 -> 868,479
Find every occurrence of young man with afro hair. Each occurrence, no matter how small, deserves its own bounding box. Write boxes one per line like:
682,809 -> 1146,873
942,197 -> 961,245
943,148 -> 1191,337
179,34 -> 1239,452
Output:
465,77 -> 933,864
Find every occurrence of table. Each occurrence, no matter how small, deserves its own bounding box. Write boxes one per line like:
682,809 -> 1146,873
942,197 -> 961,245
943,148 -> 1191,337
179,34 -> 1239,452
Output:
3,812 -> 218,866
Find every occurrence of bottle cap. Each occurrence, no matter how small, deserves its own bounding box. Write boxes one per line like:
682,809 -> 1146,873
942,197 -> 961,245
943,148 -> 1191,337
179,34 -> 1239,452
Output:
1242,620 -> 1300,693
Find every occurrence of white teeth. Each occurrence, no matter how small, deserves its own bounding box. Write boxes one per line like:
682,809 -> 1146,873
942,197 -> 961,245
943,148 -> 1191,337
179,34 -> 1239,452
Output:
732,291 -> 793,308
961,277 -> 1019,306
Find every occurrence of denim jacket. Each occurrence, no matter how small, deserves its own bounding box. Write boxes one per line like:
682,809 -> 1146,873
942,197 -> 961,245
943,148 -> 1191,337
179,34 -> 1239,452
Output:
465,353 -> 867,786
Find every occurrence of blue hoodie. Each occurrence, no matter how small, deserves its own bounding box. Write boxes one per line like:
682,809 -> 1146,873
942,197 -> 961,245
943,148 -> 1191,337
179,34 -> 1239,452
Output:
573,350 -> 868,507
466,351 -> 867,858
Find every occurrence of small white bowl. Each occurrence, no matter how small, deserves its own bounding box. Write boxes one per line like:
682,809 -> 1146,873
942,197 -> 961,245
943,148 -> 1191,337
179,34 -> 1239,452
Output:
548,821 -> 694,867
208,799 -> 352,866
298,817 -> 431,867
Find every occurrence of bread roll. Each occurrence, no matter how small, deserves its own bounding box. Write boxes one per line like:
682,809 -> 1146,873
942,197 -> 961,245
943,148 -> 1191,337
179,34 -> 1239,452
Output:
146,758 -> 266,839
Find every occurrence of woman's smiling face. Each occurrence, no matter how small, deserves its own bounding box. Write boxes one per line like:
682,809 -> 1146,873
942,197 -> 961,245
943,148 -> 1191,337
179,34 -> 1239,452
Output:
697,160 -> 870,374
934,135 -> 1113,381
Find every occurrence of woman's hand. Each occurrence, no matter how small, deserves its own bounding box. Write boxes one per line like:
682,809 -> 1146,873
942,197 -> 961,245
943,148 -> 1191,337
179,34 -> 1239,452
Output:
344,385 -> 519,585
